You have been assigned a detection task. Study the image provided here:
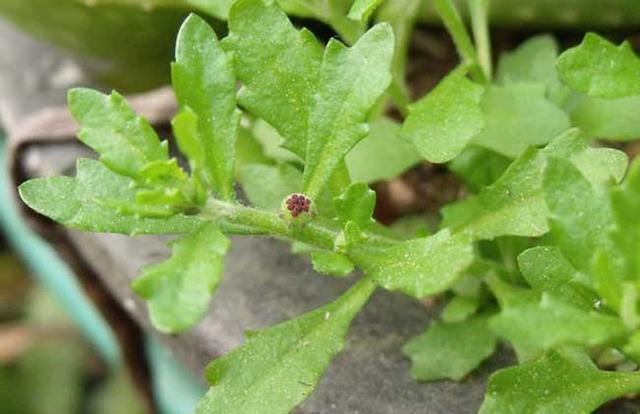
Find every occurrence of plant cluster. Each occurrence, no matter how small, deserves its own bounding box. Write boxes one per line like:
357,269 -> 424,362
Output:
18,0 -> 640,412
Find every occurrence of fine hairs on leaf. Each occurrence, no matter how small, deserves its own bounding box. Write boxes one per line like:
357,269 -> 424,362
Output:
17,0 -> 640,412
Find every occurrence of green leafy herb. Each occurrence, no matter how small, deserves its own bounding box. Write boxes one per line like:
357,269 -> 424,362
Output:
517,246 -> 597,310
17,3 -> 640,413
542,156 -> 617,271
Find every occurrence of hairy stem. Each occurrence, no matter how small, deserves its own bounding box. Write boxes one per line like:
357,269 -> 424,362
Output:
202,198 -> 398,251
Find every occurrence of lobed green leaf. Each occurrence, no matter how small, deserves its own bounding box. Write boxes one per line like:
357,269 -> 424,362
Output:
543,156 -> 616,272
302,23 -> 394,199
496,34 -> 567,104
133,222 -> 229,333
172,14 -> 239,200
18,159 -> 202,235
610,159 -> 640,281
442,130 -> 627,240
224,0 -> 323,158
479,350 -> 640,414
351,229 -> 474,298
67,88 -> 168,180
334,182 -> 376,228
556,33 -> 640,99
197,277 -> 376,414
490,293 -> 626,361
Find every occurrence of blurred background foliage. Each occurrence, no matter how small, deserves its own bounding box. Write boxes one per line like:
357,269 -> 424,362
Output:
2,0 -> 640,92
0,244 -> 146,414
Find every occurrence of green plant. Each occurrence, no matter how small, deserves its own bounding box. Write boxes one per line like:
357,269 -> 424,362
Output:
17,0 -> 640,412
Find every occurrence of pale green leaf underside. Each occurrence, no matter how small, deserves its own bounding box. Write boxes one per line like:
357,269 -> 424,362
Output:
334,182 -> 376,228
543,156 -> 616,272
310,251 -> 355,277
556,32 -> 640,99
197,278 -> 376,414
402,70 -> 484,163
403,316 -> 496,381
497,35 -> 559,86
470,83 -> 570,158
346,118 -> 421,184
18,159 -> 201,235
496,34 -> 567,104
133,222 -> 229,333
570,93 -> 640,141
517,246 -> 597,310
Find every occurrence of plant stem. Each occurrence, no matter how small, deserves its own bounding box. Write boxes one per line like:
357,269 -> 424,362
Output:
433,0 -> 487,83
202,198 -> 399,252
468,0 -> 492,80
203,199 -> 337,250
